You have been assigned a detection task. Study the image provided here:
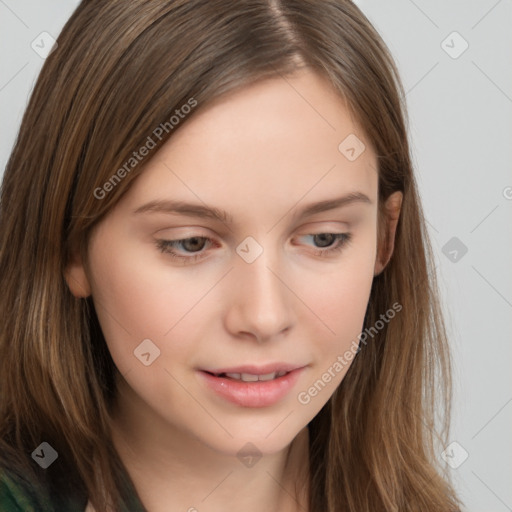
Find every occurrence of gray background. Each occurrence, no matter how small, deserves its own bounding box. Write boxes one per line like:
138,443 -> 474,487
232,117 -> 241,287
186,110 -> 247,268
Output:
1,1 -> 511,510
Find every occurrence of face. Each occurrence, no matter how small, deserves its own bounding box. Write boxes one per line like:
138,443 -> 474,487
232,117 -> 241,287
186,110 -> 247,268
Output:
67,68 -> 400,457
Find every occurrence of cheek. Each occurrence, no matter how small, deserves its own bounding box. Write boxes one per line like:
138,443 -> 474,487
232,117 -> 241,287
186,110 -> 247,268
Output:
305,233 -> 376,362
323,264 -> 373,329
290,234 -> 377,411
86,234 -> 205,371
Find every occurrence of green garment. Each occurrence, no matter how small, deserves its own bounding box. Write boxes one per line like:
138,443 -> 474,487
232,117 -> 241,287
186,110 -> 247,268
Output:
0,467 -> 145,512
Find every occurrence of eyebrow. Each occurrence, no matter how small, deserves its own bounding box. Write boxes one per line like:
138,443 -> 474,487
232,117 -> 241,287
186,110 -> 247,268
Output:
132,192 -> 372,224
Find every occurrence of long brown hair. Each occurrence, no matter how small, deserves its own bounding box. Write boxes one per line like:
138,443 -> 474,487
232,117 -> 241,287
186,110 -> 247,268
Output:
0,0 -> 461,510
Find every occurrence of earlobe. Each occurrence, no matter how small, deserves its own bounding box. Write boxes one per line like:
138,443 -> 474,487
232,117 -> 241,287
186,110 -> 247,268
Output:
64,251 -> 92,298
374,191 -> 403,276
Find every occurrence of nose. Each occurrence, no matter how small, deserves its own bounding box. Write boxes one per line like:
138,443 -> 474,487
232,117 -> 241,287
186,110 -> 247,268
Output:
223,248 -> 295,342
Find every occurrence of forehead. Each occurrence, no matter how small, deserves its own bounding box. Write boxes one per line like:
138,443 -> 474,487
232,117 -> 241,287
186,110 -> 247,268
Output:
122,69 -> 378,218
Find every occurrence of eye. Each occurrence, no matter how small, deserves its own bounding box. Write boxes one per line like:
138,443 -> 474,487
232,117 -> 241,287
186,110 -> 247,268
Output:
156,236 -> 214,263
297,233 -> 352,256
155,232 -> 352,264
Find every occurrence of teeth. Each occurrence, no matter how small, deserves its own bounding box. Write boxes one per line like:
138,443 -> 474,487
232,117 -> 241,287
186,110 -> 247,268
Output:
221,371 -> 286,381
258,372 -> 277,381
241,373 -> 259,382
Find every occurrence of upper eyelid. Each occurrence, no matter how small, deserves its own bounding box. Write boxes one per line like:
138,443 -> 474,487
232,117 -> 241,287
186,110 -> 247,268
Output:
157,220 -> 350,238
168,231 -> 348,241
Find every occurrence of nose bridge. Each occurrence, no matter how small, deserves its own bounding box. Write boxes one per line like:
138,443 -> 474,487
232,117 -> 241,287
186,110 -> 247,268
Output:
226,237 -> 293,339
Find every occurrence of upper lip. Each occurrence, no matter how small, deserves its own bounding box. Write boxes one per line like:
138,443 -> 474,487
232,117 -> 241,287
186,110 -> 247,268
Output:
200,363 -> 305,376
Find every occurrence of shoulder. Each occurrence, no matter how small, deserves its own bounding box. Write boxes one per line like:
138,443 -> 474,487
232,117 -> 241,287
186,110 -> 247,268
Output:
0,469 -> 48,512
0,464 -> 141,512
0,467 -> 86,512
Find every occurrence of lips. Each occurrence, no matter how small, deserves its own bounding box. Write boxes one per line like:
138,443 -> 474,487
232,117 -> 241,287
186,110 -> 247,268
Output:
197,363 -> 306,408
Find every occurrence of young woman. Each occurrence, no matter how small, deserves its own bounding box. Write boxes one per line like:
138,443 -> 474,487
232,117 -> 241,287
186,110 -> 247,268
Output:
0,1 -> 462,511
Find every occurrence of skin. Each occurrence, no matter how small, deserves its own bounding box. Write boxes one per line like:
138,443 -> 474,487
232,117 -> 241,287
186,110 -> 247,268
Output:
66,68 -> 402,512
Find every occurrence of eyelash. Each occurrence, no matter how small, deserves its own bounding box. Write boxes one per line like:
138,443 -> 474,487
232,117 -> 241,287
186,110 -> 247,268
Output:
156,233 -> 352,263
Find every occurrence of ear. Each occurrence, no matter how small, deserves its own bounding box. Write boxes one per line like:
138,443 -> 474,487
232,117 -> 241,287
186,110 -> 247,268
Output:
64,246 -> 92,298
374,191 -> 403,276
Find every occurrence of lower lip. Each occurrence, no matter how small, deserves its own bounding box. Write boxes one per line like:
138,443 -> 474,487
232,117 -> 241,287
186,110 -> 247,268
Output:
198,368 -> 305,408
